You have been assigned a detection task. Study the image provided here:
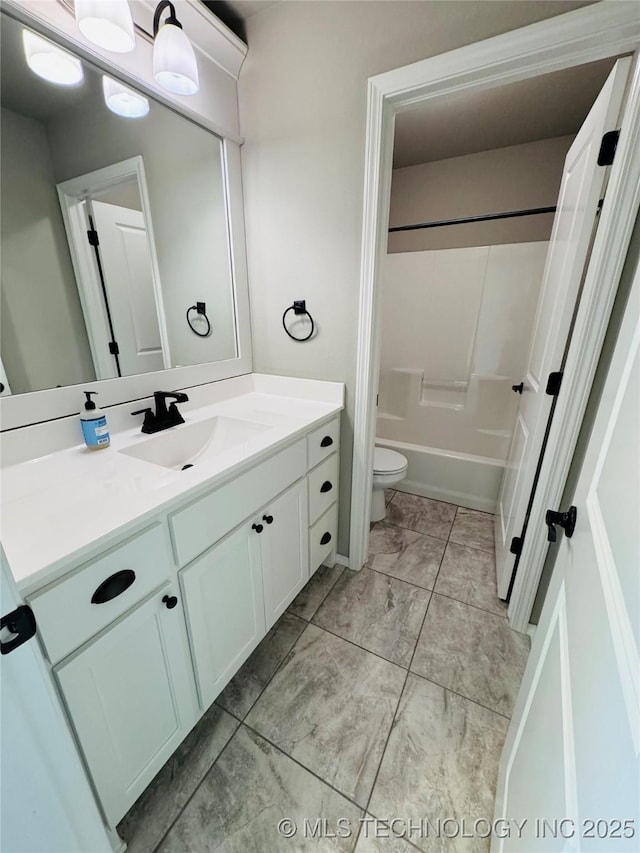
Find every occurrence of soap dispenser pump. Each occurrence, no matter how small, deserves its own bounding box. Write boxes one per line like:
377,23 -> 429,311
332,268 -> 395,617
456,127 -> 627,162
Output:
81,391 -> 110,450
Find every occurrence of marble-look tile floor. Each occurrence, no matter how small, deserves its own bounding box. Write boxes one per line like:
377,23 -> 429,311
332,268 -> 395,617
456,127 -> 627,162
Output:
119,492 -> 529,853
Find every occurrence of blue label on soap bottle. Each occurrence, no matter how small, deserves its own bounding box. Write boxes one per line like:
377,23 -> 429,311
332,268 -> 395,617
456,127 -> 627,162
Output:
82,416 -> 109,447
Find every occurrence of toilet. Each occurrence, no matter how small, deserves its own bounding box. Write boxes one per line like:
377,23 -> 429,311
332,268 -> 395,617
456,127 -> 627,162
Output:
371,446 -> 408,522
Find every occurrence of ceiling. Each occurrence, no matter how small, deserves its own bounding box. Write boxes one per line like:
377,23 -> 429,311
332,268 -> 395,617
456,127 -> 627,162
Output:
393,56 -> 620,168
202,0 -> 279,42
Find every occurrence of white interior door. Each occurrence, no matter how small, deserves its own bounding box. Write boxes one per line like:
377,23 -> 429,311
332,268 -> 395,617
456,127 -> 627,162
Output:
91,200 -> 166,377
493,258 -> 640,851
495,58 -> 630,599
0,549 -> 111,853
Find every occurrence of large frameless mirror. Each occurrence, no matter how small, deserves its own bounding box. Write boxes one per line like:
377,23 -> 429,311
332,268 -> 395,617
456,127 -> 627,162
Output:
0,11 -> 238,397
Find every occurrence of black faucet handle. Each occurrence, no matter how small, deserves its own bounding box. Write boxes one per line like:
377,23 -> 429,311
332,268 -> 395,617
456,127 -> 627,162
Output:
132,407 -> 156,433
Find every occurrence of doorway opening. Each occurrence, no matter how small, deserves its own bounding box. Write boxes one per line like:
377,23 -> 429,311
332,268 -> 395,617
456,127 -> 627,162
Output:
349,4 -> 640,633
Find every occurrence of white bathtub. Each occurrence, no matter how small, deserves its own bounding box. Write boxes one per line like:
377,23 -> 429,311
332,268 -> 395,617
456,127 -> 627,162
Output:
375,438 -> 504,513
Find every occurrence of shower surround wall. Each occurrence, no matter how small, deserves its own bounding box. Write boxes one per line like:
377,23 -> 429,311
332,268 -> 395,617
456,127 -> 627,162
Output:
377,241 -> 547,511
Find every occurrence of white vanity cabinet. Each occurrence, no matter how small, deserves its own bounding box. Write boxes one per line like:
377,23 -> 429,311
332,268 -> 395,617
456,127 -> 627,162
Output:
20,409 -> 342,833
180,519 -> 265,709
54,585 -> 196,826
256,478 -> 309,626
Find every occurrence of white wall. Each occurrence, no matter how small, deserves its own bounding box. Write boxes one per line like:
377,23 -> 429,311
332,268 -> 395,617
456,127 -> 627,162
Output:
0,108 -> 95,394
378,242 -> 548,459
388,136 -> 574,252
46,89 -> 236,369
238,0 -> 590,555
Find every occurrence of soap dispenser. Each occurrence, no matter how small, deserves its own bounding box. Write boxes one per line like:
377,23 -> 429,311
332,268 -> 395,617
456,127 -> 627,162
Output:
81,391 -> 110,450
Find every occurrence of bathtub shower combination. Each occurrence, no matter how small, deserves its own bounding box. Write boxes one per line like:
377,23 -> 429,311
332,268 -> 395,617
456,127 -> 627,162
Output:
377,241 -> 547,512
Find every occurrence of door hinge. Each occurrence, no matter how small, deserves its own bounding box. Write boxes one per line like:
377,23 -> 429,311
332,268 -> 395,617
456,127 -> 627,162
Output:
109,341 -> 120,356
598,129 -> 620,167
0,605 -> 36,655
87,229 -> 99,247
509,536 -> 523,556
376,394 -> 379,406
545,371 -> 563,396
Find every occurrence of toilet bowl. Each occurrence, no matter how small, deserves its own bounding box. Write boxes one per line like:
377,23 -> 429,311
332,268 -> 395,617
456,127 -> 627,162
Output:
371,446 -> 408,522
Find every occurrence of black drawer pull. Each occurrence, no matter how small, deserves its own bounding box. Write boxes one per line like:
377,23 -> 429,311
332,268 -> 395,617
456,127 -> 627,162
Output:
320,435 -> 333,448
91,570 -> 136,604
320,480 -> 333,493
262,514 -> 274,525
320,532 -> 332,545
252,523 -> 264,534
162,595 -> 178,610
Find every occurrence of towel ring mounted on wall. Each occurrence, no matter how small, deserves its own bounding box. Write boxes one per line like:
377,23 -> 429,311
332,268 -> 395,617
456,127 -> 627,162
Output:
186,302 -> 211,337
282,300 -> 315,342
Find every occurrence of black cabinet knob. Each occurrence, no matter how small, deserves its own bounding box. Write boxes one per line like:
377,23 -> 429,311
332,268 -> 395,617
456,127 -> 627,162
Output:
262,514 -> 274,525
320,481 -> 333,493
320,532 -> 332,545
512,382 -> 524,394
252,523 -> 264,533
162,595 -> 178,610
320,435 -> 333,448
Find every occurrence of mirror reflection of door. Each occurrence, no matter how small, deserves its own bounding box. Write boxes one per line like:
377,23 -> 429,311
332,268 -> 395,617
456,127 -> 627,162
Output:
89,198 -> 165,377
57,159 -> 171,380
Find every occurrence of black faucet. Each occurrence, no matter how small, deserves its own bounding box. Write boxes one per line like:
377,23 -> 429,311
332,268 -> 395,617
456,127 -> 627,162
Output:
132,391 -> 189,434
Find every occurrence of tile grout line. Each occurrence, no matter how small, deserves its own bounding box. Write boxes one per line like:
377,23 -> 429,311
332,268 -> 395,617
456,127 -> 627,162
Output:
362,539 -> 448,816
240,719 -> 371,814
308,620 -> 410,671
150,711 -> 244,853
407,669 -> 512,722
288,563 -> 346,624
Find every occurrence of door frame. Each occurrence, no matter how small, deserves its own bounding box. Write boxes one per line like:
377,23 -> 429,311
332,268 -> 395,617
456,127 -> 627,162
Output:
57,156 -> 171,380
349,2 -> 640,632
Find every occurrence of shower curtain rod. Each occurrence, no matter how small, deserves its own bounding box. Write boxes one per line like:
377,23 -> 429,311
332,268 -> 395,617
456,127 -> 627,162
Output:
388,205 -> 557,233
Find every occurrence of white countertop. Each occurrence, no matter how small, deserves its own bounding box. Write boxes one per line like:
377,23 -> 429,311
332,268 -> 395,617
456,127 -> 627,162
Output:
1,377 -> 343,595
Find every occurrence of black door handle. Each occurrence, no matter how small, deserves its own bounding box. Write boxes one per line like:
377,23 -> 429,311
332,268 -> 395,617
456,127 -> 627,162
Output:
262,514 -> 273,525
512,382 -> 524,394
545,506 -> 577,542
0,605 -> 36,655
320,532 -> 332,545
162,595 -> 178,609
320,435 -> 333,448
252,523 -> 264,533
91,570 -> 136,604
320,481 -> 333,493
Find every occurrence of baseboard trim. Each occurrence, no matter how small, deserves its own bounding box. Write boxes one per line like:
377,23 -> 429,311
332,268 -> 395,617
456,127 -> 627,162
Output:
335,553 -> 350,569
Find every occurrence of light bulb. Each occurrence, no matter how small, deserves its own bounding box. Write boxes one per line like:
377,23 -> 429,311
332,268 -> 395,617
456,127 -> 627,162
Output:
23,30 -> 84,86
153,22 -> 199,96
103,76 -> 149,117
75,0 -> 135,53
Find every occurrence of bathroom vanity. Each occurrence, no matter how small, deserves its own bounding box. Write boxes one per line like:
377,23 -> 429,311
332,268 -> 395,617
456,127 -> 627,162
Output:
1,374 -> 343,831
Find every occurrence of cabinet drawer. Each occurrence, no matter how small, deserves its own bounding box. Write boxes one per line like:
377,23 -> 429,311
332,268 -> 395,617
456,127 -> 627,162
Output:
29,524 -> 171,665
309,503 -> 338,572
170,440 -> 306,567
308,453 -> 339,525
307,417 -> 340,470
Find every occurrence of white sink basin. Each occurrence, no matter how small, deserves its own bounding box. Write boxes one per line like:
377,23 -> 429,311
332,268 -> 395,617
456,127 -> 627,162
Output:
119,416 -> 272,470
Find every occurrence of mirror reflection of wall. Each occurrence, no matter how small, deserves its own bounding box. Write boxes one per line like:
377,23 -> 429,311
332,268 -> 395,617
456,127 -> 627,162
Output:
0,11 -> 237,396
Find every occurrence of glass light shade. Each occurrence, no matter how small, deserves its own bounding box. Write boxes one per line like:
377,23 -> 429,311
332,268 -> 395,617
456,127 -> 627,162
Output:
75,0 -> 135,53
22,30 -> 84,86
102,76 -> 149,117
153,22 -> 199,95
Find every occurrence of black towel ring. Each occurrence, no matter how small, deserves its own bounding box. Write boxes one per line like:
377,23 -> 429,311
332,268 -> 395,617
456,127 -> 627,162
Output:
282,300 -> 315,342
186,303 -> 211,338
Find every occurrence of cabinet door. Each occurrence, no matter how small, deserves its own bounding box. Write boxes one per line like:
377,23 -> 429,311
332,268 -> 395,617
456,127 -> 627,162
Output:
56,586 -> 197,826
261,479 -> 309,626
180,523 -> 265,710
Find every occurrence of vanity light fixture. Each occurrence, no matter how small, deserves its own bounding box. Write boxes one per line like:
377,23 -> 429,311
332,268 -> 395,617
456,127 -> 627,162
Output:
153,0 -> 199,96
75,0 -> 135,53
102,75 -> 150,117
22,30 -> 84,86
